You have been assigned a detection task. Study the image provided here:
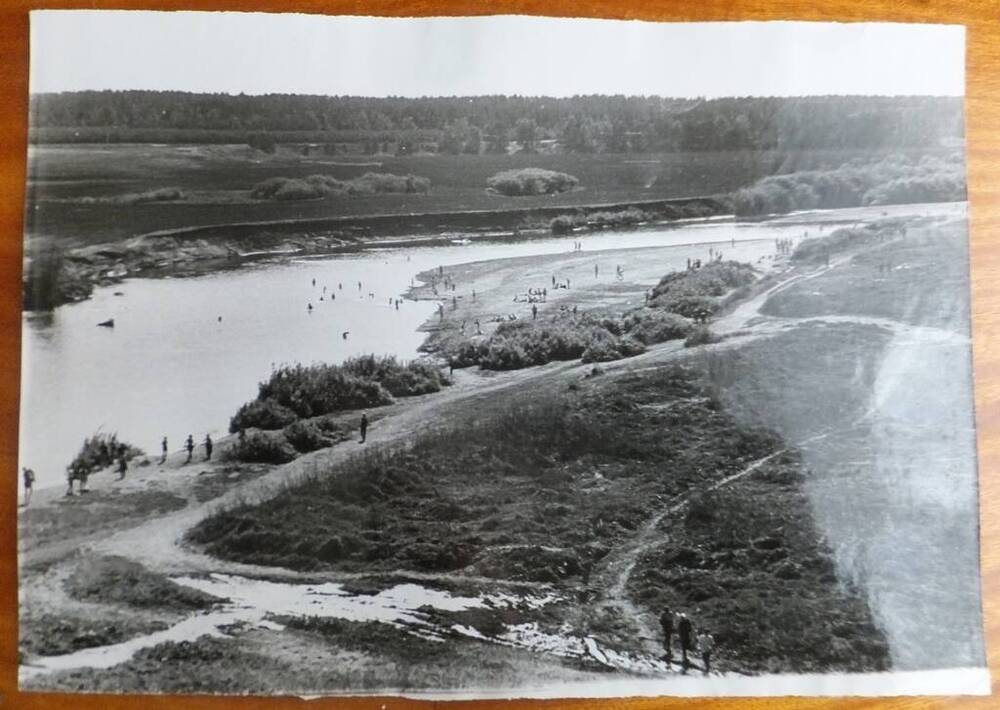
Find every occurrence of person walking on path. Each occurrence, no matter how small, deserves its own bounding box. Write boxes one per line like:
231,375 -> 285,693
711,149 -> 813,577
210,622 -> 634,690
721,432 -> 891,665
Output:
160,436 -> 168,464
117,455 -> 128,481
532,303 -> 538,320
359,413 -> 369,444
185,435 -> 195,464
678,613 -> 693,671
21,467 -> 34,506
659,608 -> 674,663
204,434 -> 213,461
697,629 -> 715,674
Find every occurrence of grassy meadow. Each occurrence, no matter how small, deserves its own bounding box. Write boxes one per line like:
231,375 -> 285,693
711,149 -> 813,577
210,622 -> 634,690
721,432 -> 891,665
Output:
24,143 -> 946,245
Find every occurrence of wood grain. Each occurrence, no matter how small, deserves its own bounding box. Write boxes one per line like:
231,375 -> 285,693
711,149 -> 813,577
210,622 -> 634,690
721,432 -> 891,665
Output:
1,2 -> 997,708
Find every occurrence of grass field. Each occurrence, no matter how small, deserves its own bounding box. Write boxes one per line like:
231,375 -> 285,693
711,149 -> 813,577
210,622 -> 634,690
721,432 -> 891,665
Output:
24,144 -> 939,245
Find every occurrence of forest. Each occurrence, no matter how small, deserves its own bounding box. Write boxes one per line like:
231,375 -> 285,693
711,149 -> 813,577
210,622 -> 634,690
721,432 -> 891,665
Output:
29,93 -> 963,154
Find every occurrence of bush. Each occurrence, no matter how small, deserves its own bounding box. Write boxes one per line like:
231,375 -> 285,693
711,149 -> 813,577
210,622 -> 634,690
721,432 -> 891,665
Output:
732,154 -> 966,217
476,317 -> 603,370
67,433 -> 142,478
283,420 -> 334,453
649,261 -> 756,321
550,215 -> 576,235
342,355 -> 447,397
229,398 -> 298,433
233,356 -> 446,427
257,364 -> 393,418
247,132 -> 278,154
623,310 -> 693,344
549,207 -> 648,234
581,331 -> 646,363
250,172 -> 430,201
684,327 -> 722,348
223,431 -> 297,464
487,168 -> 579,196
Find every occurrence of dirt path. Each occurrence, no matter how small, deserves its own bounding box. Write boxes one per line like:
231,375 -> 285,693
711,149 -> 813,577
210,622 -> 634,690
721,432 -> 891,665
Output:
592,449 -> 788,656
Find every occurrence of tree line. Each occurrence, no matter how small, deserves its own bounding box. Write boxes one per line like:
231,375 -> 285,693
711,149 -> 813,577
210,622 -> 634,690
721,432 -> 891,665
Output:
29,92 -> 962,153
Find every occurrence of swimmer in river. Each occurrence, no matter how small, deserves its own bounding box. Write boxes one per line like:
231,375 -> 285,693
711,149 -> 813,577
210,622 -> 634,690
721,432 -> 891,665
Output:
342,331 -> 349,339
307,303 -> 313,312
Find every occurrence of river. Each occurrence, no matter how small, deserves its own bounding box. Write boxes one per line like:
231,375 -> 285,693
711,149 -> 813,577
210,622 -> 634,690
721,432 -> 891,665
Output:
20,217 -> 826,489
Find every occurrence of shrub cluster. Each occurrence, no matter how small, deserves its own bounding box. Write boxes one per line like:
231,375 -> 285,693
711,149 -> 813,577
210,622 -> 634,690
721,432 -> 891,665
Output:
622,310 -> 694,345
230,355 -> 447,432
549,207 -> 648,234
222,431 -> 298,464
487,168 -> 579,196
732,153 -> 965,217
283,420 -> 334,453
581,331 -> 646,363
67,433 -> 142,477
78,187 -> 185,205
650,261 -> 757,321
251,172 -> 430,201
789,223 -> 902,264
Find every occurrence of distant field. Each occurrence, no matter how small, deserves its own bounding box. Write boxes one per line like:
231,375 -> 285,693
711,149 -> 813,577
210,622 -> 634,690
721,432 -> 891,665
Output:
25,144 -> 946,245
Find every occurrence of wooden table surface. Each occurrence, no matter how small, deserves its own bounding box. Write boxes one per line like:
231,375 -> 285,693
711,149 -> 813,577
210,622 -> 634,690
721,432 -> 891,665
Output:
1,1 -> 997,708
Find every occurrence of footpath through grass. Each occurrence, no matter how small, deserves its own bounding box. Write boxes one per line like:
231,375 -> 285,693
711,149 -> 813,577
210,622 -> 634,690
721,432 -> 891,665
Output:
189,362 -> 889,673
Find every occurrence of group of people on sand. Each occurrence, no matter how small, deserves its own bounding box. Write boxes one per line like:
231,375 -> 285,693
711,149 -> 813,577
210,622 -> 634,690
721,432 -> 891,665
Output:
160,434 -> 214,465
775,237 -> 795,256
660,607 -> 716,675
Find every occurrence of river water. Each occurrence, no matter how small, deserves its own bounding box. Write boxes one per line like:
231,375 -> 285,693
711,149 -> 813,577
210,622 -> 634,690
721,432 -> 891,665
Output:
19,218 -> 818,489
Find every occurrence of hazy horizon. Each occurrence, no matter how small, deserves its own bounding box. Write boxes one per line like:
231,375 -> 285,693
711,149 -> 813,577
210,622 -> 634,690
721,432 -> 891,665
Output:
30,13 -> 965,98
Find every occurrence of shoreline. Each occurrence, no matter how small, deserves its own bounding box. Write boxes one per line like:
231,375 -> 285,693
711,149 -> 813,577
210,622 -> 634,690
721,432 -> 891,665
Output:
23,194 -> 727,310
22,198 -> 965,312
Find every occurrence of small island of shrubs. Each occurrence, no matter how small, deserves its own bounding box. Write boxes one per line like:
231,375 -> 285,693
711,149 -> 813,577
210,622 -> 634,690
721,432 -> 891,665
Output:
251,172 -> 431,202
486,168 -> 579,197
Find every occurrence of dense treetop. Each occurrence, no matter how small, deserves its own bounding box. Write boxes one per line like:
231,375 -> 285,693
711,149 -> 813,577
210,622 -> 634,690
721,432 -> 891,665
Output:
29,92 -> 963,152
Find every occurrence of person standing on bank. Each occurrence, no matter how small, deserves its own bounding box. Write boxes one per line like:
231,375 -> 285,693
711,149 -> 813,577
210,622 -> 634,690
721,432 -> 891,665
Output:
697,629 -> 715,674
204,434 -> 213,461
21,467 -> 35,506
678,613 -> 693,671
659,607 -> 674,663
117,455 -> 128,480
160,436 -> 168,464
185,434 -> 195,464
360,413 -> 369,443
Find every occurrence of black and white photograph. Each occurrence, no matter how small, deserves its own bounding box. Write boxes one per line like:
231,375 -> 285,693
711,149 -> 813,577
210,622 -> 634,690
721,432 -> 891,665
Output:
17,11 -> 988,697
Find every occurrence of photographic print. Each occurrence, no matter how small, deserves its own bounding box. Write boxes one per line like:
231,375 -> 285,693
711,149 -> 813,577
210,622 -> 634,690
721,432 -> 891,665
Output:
17,11 -> 988,697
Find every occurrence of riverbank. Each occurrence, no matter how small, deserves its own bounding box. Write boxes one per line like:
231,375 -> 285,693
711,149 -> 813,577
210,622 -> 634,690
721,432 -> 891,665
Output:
24,195 -> 726,310
18,203 -> 981,693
